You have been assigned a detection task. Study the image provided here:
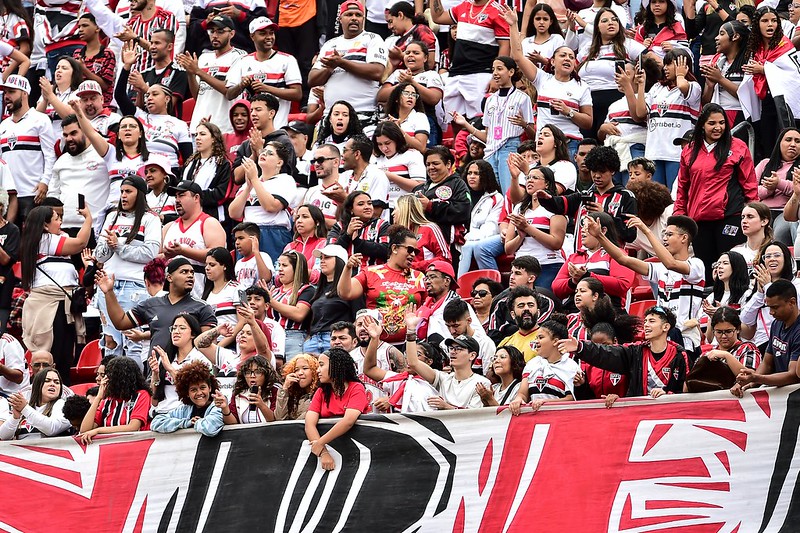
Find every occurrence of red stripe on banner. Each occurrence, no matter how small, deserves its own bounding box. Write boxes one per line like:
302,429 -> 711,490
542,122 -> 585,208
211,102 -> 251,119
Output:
478,438 -> 493,495
646,498 -> 723,509
453,497 -> 466,533
663,481 -> 731,491
716,450 -> 731,474
644,423 -> 672,455
752,389 -> 771,417
696,425 -> 748,451
133,496 -> 147,533
620,495 -> 721,530
17,444 -> 74,460
0,453 -> 82,486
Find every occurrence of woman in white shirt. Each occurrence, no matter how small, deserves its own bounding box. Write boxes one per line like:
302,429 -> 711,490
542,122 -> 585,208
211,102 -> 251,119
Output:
20,205 -> 92,385
203,247 -> 240,328
384,82 -> 430,152
477,346 -> 525,406
458,160 -> 504,277
37,56 -> 81,138
229,141 -> 298,268
372,121 -> 426,210
0,368 -> 70,440
521,4 -> 565,66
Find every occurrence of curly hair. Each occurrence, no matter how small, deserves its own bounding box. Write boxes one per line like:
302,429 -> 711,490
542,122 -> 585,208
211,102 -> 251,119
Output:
232,355 -> 281,400
281,354 -> 320,418
385,82 -> 425,118
747,6 -> 783,59
626,180 -> 673,225
320,348 -> 360,403
495,346 -> 525,381
175,360 -> 219,406
186,121 -> 228,166
105,357 -> 148,401
584,145 -> 621,174
319,101 -> 363,141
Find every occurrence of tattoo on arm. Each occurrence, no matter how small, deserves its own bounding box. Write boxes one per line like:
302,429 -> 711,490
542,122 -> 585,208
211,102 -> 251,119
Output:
432,0 -> 444,17
389,346 -> 406,371
195,326 -> 220,349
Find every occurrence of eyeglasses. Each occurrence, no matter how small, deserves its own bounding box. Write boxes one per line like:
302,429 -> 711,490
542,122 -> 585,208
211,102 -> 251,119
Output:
402,245 -> 420,255
713,328 -> 737,336
471,289 -> 489,298
169,325 -> 190,333
313,156 -> 337,166
245,368 -> 265,376
31,362 -> 50,369
763,253 -> 783,260
400,91 -> 419,99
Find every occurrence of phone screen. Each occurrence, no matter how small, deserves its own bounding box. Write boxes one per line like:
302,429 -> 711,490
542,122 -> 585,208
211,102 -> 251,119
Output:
78,193 -> 85,210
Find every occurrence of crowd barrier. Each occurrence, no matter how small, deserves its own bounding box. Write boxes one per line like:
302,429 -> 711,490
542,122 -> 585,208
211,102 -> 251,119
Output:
0,386 -> 798,532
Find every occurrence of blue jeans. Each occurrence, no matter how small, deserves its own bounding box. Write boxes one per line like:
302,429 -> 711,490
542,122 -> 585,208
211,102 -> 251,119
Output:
96,279 -> 147,362
487,137 -> 521,193
615,142 -> 646,186
284,329 -> 306,360
534,263 -> 562,290
259,225 -> 292,269
567,139 -> 579,160
303,331 -> 331,354
426,113 -> 440,146
474,234 -> 505,271
652,160 -> 681,191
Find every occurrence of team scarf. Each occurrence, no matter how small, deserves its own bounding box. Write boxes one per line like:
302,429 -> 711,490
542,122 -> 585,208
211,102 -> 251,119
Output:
739,37 -> 800,121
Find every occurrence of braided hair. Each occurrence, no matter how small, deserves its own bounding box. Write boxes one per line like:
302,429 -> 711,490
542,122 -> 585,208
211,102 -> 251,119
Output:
321,348 -> 361,403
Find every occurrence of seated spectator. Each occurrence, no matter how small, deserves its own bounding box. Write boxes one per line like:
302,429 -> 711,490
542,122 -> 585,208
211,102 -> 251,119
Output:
458,160 -> 503,278
233,222 -> 274,289
393,194 -> 450,271
383,82 -> 430,153
284,205 -> 327,284
625,178 -> 674,257
61,394 -> 91,434
0,368 -> 70,440
149,314 -> 213,415
266,251 -> 314,360
706,306 -> 761,370
347,312 -> 404,381
328,191 -> 390,272
275,354 -> 319,421
79,357 -> 150,444
0,330 -> 28,395
560,305 -> 690,398
498,286 -> 543,362
222,354 -> 281,424
203,247 -> 239,328
152,361 -> 224,437
702,251 -> 750,344
28,351 -> 54,382
477,346 -> 525,407
373,122 -> 426,211
756,128 -> 800,246
405,307 -> 491,409
417,261 -> 483,343
305,347 -> 369,471
553,212 -> 636,309
731,202 -> 774,269
530,124 -> 578,192
74,80 -> 120,139
471,277 -> 505,332
508,318 -> 579,415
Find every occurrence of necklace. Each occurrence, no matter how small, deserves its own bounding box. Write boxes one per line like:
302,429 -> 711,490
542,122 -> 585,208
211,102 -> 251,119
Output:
468,0 -> 491,20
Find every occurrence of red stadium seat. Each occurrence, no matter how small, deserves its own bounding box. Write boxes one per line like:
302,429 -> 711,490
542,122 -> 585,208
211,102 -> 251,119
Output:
181,98 -> 195,125
69,382 -> 95,396
456,269 -> 502,300
628,300 -> 658,318
70,340 -> 102,384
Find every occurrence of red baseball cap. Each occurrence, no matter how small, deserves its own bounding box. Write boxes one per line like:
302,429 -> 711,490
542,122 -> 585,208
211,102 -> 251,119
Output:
339,0 -> 365,16
427,261 -> 458,288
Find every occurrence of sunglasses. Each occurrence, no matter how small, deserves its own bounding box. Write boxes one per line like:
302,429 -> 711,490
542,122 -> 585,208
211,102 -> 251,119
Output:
401,245 -> 420,255
313,156 -> 337,166
471,289 -> 489,298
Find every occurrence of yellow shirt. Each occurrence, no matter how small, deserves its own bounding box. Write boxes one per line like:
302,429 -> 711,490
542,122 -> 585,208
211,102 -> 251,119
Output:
499,327 -> 539,362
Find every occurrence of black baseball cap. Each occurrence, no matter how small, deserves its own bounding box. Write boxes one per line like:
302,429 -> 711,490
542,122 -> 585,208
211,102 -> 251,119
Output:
208,15 -> 235,30
445,335 -> 480,355
167,180 -> 202,196
282,120 -> 310,136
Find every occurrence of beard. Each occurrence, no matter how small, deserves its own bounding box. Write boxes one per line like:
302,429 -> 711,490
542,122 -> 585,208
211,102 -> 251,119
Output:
514,311 -> 538,331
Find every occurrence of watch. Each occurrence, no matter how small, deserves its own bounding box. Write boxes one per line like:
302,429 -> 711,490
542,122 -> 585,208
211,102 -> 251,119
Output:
568,110 -> 576,119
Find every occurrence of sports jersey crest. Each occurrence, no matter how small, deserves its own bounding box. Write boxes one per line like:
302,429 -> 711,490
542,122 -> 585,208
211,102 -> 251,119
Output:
657,101 -> 668,116
6,134 -> 15,149
435,186 -> 452,200
609,373 -> 621,385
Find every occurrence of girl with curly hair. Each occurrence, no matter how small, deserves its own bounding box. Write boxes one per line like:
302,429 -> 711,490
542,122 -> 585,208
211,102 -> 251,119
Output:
477,346 -> 526,407
305,348 -> 369,471
275,354 -> 319,420
183,121 -> 232,219
223,355 -> 281,424
315,101 -> 363,153
152,361 -> 224,437
79,357 -> 150,444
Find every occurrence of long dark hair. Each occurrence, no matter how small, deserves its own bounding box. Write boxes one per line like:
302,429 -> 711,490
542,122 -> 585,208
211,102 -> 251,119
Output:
713,251 -> 750,305
495,345 -> 526,381
311,256 -> 345,302
185,121 -> 228,166
232,355 -> 281,400
747,6 -> 784,57
519,166 -> 558,213
110,181 -> 149,244
294,204 -> 328,239
643,0 -> 678,32
0,0 -> 33,44
278,250 -> 310,306
105,356 -> 148,401
757,241 -> 794,280
525,3 -> 562,38
719,20 -> 751,76
20,206 -> 57,290
464,159 -> 500,195
576,277 -> 616,329
320,348 -> 361,404
386,82 -> 425,117
539,124 -> 571,164
318,101 -> 363,141
339,190 -> 372,233
29,368 -> 62,416
586,211 -> 621,246
202,247 -> 235,300
153,314 -> 202,402
54,56 -> 83,90
584,8 -> 626,62
372,120 -> 409,157
115,115 -> 149,162
688,103 -> 731,172
760,128 -> 800,181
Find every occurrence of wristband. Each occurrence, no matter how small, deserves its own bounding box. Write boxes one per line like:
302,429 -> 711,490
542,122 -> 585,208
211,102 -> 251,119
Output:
406,334 -> 417,342
222,410 -> 231,416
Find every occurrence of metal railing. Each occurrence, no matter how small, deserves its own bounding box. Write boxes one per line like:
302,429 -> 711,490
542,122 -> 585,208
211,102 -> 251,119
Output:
731,121 -> 755,157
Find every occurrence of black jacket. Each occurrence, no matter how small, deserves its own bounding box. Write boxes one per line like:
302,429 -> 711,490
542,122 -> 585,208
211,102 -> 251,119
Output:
413,174 -> 471,243
233,129 -> 297,178
183,156 -> 232,219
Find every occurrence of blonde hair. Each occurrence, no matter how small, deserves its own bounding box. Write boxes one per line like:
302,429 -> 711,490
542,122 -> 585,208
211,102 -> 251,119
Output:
281,354 -> 320,417
394,194 -> 433,232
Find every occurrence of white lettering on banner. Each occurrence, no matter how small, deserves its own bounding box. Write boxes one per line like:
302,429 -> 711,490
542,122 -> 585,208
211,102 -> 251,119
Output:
0,388 -> 798,530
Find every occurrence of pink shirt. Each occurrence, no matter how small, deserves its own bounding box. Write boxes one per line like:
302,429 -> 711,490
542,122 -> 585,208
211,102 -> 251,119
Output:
756,158 -> 794,209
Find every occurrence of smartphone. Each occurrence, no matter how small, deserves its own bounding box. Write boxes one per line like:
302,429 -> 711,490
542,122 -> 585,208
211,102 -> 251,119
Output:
614,60 -> 626,73
236,289 -> 248,307
580,193 -> 595,204
638,54 -> 644,72
78,193 -> 85,210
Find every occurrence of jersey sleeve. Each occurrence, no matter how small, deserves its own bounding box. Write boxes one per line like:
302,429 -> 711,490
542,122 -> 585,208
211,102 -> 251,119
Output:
271,175 -> 298,208
130,390 -> 151,426
366,35 -> 388,65
225,57 -> 244,88
297,285 -> 315,307
284,55 -> 302,85
1,338 -> 24,372
685,258 -> 706,284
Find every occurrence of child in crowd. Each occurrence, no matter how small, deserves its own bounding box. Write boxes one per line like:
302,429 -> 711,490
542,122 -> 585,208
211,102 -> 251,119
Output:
152,361 -> 224,437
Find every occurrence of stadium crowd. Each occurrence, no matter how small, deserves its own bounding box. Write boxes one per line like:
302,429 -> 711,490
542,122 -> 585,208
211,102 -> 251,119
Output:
0,0 -> 798,470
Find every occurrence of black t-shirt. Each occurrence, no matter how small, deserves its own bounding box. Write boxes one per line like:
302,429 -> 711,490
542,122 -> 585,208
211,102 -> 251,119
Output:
142,62 -> 189,116
309,293 -> 364,334
127,293 -> 217,353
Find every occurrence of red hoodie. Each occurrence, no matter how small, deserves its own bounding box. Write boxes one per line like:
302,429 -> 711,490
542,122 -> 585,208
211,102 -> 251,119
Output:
223,99 -> 252,165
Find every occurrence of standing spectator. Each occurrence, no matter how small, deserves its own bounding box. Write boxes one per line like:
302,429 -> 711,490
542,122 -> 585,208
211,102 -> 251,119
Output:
0,75 -> 56,224
75,81 -> 121,139
36,56 -> 82,138
48,114 -> 110,236
337,135 -> 390,221
684,0 -> 737,74
702,252 -> 750,342
283,121 -> 315,204
223,100 -> 252,162
457,160 -> 502,277
142,155 -> 176,222
756,128 -> 800,246
182,121 -> 232,220
673,103 -> 758,282
305,245 -> 360,352
416,261 -> 481,342
314,100 -> 364,152
177,15 -> 245,134
430,0 -> 509,122
31,0 -> 82,78
186,0 -> 266,56
0,0 -> 31,74
94,175 -> 161,360
633,0 -> 688,57
96,257 -> 218,355
383,82 -> 430,152
130,29 -> 188,117
20,205 -> 91,384
622,48 -> 701,189
224,17 -> 302,129
0,189 -> 19,334
266,250 -> 314,360
625,178 -> 674,257
385,2 -> 436,72
373,121 -> 426,211
520,3 -> 564,65
309,1 -> 387,131
699,20 -> 748,128
233,222 -> 274,289
106,0 -> 178,76
73,14 -> 116,109
276,0 -> 320,104
162,181 -> 227,298
202,247 -> 239,328
393,194 -> 450,271
284,205 -> 327,283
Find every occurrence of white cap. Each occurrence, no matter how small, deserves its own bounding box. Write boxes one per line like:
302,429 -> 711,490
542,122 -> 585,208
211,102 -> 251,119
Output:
76,80 -> 103,97
137,153 -> 175,178
312,244 -> 348,264
249,16 -> 278,34
1,75 -> 30,94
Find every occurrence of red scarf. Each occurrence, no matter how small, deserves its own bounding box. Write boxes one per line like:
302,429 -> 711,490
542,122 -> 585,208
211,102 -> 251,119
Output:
641,341 -> 680,396
417,294 -> 448,339
381,372 -> 426,410
753,37 -> 795,99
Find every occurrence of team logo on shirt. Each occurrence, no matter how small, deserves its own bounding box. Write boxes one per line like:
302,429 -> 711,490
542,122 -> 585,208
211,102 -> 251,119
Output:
662,368 -> 671,380
657,101 -> 668,116
435,186 -> 452,200
87,161 -> 100,171
533,375 -> 546,389
6,134 -> 15,149
609,373 -> 621,385
477,13 -> 489,22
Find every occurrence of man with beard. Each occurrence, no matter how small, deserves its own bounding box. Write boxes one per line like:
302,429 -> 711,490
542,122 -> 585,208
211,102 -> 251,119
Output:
417,261 -> 482,344
96,258 -> 217,358
335,134 -> 390,220
48,114 -> 110,238
225,17 -> 302,129
342,312 -> 404,383
0,75 -> 56,225
303,143 -> 341,229
178,15 -> 245,134
129,28 -> 189,117
161,181 -> 227,299
499,286 -> 543,362
309,1 -> 387,131
75,81 -> 121,139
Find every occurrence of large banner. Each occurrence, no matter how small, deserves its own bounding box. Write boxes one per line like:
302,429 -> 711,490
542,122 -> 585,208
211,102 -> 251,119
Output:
0,386 -> 799,532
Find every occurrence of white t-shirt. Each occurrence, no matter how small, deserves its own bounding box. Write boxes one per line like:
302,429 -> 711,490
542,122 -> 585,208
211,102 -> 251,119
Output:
577,40 -> 646,91
380,370 -> 438,413
146,189 -> 177,220
531,70 -> 592,140
236,173 -> 297,229
522,354 -> 580,400
521,33 -> 566,61
338,165 -> 391,219
512,203 -> 566,265
605,96 -> 647,138
34,234 -> 77,288
193,47 -> 246,133
235,252 -> 275,289
205,280 -> 240,327
570,5 -> 631,50
133,109 -> 192,168
432,370 -> 491,409
225,51 -> 302,129
303,180 -> 340,224
397,109 -> 430,139
103,148 -> 143,208
644,82 -> 702,162
374,149 -> 426,209
0,335 -> 29,394
49,146 -> 110,231
312,32 -> 388,114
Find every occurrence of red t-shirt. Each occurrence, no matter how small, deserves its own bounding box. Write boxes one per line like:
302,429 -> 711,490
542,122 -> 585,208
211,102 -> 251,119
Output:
94,389 -> 151,430
308,382 -> 369,418
354,264 -> 426,343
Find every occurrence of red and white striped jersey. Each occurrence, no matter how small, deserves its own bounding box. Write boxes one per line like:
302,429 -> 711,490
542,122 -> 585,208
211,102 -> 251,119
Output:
0,109 -> 57,197
192,47 -> 246,134
127,7 -> 178,73
522,354 -> 580,400
644,82 -> 702,162
374,149 -> 425,209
